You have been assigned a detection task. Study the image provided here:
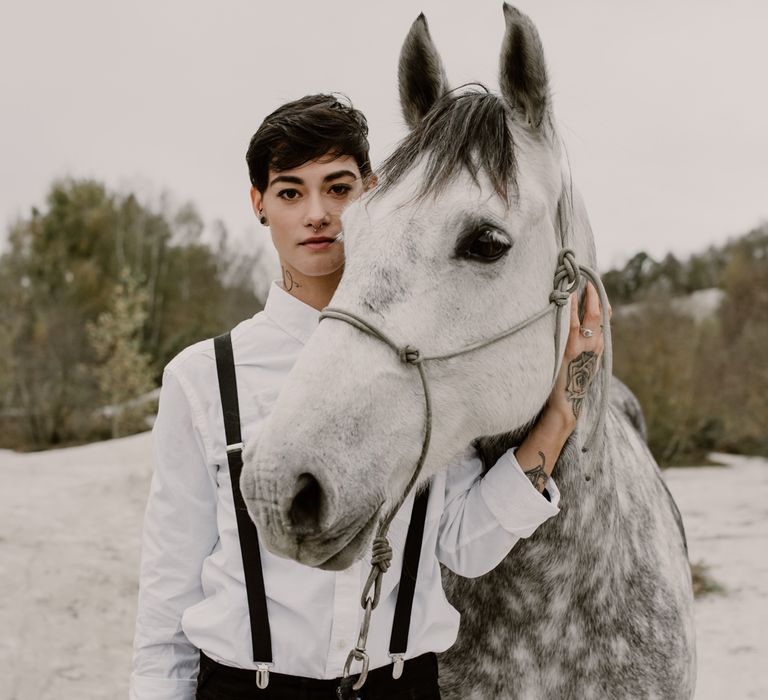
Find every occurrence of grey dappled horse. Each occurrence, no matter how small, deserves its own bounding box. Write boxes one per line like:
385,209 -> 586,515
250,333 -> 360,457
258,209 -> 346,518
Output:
243,5 -> 695,698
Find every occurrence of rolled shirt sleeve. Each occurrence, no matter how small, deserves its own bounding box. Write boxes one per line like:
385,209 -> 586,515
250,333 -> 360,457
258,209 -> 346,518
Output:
436,445 -> 560,578
130,368 -> 219,700
479,448 -> 560,536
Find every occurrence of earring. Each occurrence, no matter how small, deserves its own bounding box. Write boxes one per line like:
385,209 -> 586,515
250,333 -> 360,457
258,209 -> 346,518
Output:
259,211 -> 268,226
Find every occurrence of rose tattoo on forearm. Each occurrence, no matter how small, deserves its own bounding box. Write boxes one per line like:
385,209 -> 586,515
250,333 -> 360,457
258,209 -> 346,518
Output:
566,351 -> 598,418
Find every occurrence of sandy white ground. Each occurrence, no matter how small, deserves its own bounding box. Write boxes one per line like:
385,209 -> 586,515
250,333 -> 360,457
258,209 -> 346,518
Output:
665,453 -> 768,700
0,434 -> 764,699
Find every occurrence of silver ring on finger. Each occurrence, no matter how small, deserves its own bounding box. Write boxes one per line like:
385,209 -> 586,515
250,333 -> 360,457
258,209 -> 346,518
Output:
580,327 -> 595,338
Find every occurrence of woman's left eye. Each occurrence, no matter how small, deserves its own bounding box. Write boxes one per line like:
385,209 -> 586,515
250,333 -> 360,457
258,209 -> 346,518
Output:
329,184 -> 351,196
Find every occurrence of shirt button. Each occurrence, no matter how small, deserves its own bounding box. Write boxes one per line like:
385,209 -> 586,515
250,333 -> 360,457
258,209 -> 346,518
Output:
336,639 -> 348,651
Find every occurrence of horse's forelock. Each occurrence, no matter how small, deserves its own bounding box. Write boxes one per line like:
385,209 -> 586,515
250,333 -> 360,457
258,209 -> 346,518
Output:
374,86 -> 519,205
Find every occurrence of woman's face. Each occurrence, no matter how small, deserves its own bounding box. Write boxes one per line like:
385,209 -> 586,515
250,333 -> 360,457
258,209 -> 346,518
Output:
251,154 -> 368,282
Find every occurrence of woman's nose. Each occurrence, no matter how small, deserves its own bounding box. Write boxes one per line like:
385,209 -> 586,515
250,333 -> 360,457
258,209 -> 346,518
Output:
304,194 -> 331,229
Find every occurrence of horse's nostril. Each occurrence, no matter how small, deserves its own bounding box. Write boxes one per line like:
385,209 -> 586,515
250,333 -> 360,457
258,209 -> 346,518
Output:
288,473 -> 323,532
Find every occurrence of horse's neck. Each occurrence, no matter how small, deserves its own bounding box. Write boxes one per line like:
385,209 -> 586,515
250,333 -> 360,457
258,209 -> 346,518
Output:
555,379 -> 613,491
550,181 -> 609,490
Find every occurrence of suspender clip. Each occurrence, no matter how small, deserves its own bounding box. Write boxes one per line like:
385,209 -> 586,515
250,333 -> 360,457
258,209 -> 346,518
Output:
226,441 -> 244,454
390,653 -> 405,680
255,662 -> 272,690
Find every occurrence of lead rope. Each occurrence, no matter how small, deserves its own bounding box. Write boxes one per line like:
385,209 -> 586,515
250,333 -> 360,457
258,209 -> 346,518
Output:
321,247 -> 612,694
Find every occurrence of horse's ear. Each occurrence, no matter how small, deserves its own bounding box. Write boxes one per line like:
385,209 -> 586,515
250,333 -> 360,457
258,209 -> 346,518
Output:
498,4 -> 550,130
398,14 -> 448,130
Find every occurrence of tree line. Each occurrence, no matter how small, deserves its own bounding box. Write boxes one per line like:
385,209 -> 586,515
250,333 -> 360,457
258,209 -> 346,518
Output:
608,223 -> 768,464
0,178 -> 264,449
602,227 -> 767,304
1,177 -> 765,464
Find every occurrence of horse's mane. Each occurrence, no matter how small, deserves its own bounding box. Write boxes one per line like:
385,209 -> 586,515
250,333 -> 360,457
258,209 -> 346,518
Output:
374,84 -> 518,203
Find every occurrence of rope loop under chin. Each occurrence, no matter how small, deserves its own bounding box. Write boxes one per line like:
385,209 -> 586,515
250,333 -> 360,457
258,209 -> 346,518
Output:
370,536 -> 393,573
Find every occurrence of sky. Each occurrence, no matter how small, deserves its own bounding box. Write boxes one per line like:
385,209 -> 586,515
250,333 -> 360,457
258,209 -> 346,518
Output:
1,0 -> 766,272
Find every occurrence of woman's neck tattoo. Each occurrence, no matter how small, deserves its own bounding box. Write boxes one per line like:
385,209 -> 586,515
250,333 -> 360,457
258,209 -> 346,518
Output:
282,266 -> 301,292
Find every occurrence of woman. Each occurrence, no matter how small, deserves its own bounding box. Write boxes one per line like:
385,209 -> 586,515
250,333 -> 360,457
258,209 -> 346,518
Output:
130,94 -> 608,700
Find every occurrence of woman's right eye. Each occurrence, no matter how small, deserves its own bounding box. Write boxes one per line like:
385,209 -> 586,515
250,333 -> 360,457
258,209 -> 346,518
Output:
278,189 -> 300,200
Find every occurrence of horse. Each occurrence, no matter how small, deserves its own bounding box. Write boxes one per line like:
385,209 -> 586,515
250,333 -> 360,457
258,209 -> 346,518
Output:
241,5 -> 696,697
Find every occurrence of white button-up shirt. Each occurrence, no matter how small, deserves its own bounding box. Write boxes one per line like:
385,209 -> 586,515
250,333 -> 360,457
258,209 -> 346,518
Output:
130,280 -> 561,700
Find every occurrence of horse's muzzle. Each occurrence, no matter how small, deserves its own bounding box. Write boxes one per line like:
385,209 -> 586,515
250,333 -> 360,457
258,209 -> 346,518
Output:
240,461 -> 383,570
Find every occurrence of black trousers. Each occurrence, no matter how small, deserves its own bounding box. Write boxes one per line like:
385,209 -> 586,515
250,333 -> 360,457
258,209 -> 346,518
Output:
195,650 -> 442,700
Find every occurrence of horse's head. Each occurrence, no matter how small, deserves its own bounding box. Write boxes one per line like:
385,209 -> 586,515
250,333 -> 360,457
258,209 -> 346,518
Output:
241,4 -> 595,569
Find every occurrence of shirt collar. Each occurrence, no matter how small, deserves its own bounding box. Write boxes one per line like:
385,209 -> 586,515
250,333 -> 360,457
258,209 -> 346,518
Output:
263,279 -> 321,344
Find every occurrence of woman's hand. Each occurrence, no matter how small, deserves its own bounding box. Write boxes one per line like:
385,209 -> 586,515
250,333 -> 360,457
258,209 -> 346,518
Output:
514,281 -> 612,492
546,281 -> 612,426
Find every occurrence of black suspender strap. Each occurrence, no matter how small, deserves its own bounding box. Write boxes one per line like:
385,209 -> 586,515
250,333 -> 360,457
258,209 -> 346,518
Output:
213,333 -> 273,685
388,485 -> 430,678
214,332 -> 431,686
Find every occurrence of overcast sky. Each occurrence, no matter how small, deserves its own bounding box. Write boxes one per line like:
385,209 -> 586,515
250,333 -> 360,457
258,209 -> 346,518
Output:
1,0 -> 766,271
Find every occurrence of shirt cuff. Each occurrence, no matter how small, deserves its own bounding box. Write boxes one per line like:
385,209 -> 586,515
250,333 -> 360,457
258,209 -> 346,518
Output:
479,448 -> 560,537
129,675 -> 197,700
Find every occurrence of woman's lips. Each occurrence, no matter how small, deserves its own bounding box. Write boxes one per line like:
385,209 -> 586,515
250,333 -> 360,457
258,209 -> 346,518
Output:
300,239 -> 336,251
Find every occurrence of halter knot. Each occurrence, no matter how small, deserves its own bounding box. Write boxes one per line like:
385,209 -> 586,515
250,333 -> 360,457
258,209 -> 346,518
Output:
549,290 -> 571,306
370,536 -> 393,573
398,345 -> 422,365
553,248 -> 581,294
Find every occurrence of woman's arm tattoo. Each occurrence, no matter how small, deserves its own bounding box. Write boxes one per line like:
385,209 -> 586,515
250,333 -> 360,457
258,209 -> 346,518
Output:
524,451 -> 548,491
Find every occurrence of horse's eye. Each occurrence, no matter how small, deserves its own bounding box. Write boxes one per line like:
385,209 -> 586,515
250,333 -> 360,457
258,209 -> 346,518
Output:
466,228 -> 511,262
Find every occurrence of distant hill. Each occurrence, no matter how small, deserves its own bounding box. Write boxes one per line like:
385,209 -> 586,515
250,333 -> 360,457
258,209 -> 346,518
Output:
617,287 -> 725,322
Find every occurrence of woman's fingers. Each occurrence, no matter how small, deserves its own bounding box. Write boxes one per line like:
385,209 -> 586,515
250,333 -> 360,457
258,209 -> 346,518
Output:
565,283 -> 611,359
569,291 -> 580,332
576,283 -> 605,356
583,281 -> 601,329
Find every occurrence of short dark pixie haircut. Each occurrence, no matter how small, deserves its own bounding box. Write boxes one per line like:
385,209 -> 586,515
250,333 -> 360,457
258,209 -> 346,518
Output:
246,94 -> 372,193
